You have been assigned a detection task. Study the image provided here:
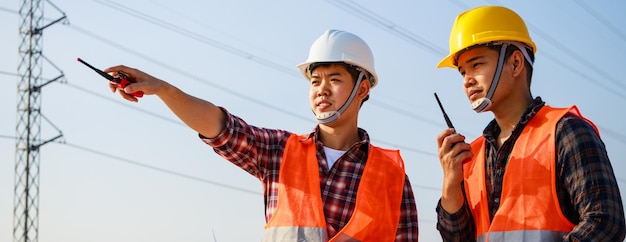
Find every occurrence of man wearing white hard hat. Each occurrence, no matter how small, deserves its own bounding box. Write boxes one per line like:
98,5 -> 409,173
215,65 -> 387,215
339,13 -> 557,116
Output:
102,29 -> 419,241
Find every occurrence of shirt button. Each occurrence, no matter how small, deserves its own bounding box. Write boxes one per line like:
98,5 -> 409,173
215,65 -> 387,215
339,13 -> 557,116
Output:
326,180 -> 332,186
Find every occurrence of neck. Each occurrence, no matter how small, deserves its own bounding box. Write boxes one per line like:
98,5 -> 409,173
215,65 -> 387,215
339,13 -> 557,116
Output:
492,94 -> 532,147
318,123 -> 360,151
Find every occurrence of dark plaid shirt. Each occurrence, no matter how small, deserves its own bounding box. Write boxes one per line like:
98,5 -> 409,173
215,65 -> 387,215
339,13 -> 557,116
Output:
202,108 -> 419,241
436,97 -> 625,241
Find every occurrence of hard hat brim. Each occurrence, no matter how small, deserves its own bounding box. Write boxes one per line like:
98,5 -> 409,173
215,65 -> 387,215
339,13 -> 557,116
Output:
296,60 -> 378,88
437,53 -> 456,69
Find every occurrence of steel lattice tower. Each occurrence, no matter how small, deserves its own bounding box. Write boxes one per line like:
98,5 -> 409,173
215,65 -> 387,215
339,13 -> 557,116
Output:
15,1 -> 65,241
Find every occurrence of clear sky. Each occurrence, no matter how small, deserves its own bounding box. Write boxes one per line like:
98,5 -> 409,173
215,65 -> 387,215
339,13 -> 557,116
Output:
1,0 -> 625,241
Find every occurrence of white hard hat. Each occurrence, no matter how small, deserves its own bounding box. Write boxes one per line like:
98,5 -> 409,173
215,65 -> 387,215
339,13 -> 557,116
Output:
297,29 -> 378,88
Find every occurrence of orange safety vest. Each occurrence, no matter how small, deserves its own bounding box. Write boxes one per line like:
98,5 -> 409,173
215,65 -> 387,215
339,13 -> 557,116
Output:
262,134 -> 406,242
463,105 -> 598,242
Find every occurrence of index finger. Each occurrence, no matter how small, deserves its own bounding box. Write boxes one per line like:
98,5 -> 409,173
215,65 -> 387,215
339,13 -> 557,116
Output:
436,128 -> 456,147
103,65 -> 133,74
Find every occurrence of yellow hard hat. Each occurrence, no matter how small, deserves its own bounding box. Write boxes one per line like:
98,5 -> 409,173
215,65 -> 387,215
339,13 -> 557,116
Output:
437,6 -> 537,68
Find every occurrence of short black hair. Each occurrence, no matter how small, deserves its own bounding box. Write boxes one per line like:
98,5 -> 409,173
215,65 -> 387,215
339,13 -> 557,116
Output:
486,44 -> 535,87
308,62 -> 371,105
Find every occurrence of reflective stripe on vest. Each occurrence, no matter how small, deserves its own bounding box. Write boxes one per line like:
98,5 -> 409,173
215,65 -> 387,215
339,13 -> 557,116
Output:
262,134 -> 406,242
464,105 -> 597,241
476,230 -> 568,242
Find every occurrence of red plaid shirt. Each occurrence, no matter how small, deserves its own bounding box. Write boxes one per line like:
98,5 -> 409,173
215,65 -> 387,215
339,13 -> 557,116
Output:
202,108 -> 419,241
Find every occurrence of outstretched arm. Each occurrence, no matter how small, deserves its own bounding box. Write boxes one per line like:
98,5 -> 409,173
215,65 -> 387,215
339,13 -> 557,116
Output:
104,65 -> 226,138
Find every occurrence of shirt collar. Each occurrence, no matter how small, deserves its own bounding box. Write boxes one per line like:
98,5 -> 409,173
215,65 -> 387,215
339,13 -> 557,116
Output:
304,126 -> 371,153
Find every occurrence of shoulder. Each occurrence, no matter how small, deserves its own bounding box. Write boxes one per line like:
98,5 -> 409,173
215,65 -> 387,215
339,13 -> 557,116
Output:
555,113 -> 607,166
556,113 -> 600,140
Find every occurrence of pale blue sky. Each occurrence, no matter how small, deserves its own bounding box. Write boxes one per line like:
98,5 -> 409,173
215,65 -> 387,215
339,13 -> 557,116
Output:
1,0 -> 625,241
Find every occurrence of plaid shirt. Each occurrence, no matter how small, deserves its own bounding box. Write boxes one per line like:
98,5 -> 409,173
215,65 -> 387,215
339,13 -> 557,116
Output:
202,108 -> 419,241
436,97 -> 625,241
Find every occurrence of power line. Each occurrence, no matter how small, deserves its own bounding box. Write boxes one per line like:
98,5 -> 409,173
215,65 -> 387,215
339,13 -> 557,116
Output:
527,25 -> 626,95
69,24 -> 312,121
325,0 -> 626,145
31,76 -> 626,193
65,82 -> 184,126
11,0 -> 626,174
93,0 -> 298,79
538,49 -> 626,101
2,131 -> 443,193
60,141 -> 263,196
0,6 -> 18,14
0,134 -> 16,140
90,0 -> 448,133
2,132 -> 262,196
11,5 -> 444,207
9,0 -> 431,132
63,84 -> 443,192
10,126 -> 626,195
8,2 -> 451,156
597,124 -> 626,144
480,0 -> 626,97
12,0 -> 626,167
326,0 -> 446,57
0,70 -> 20,77
146,0 -> 293,66
330,1 -> 626,142
572,0 -> 626,44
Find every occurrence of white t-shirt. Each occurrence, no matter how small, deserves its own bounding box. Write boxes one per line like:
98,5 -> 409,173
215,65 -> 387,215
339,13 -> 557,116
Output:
323,146 -> 347,170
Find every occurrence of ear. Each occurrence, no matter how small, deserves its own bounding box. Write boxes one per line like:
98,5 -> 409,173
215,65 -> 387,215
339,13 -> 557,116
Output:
511,51 -> 524,77
357,78 -> 371,99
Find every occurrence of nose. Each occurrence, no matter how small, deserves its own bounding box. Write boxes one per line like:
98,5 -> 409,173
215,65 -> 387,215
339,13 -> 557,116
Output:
316,79 -> 330,97
463,74 -> 476,89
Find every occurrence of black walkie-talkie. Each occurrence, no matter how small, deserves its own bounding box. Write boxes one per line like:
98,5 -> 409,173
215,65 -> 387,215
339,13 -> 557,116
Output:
434,92 -> 455,130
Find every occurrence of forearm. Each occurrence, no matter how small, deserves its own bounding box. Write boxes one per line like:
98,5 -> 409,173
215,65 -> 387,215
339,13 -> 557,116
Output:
441,183 -> 465,214
157,82 -> 226,138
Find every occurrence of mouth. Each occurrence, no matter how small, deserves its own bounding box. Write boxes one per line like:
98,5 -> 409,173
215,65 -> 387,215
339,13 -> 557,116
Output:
467,89 -> 482,101
315,100 -> 332,112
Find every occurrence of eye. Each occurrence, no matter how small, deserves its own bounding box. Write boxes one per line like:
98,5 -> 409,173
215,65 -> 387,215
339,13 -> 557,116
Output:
472,62 -> 482,69
310,79 -> 320,86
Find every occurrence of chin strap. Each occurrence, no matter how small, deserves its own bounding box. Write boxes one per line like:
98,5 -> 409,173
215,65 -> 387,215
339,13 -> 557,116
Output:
316,72 -> 365,124
472,43 -> 509,113
471,42 -> 534,113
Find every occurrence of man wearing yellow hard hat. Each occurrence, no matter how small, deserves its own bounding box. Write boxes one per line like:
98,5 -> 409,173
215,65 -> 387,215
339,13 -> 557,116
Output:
434,5 -> 625,241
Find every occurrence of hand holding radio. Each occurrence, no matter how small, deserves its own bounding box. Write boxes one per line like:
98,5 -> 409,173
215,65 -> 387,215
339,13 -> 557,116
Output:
434,92 -> 472,165
78,58 -> 144,98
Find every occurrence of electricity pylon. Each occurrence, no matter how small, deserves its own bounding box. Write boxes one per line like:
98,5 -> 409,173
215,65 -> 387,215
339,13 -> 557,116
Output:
14,1 -> 66,241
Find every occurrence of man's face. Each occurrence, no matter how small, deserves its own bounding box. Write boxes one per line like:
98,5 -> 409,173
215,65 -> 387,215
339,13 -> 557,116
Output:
308,64 -> 356,118
456,46 -> 502,105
